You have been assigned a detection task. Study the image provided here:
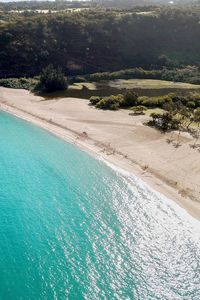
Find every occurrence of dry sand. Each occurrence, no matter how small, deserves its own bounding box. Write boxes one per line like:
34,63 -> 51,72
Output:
0,87 -> 200,220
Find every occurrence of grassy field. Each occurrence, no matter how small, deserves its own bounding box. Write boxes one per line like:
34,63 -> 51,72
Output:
69,79 -> 200,91
69,82 -> 97,90
108,79 -> 200,90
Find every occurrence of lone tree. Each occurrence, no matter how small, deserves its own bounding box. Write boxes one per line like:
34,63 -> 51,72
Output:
39,64 -> 68,92
148,112 -> 181,132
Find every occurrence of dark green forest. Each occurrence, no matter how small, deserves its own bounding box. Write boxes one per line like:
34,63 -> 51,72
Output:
1,4 -> 200,79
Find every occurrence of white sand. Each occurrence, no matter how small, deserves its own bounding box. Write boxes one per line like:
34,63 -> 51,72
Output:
0,87 -> 200,220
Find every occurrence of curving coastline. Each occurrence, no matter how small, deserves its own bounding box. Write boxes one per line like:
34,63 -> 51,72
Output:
0,87 -> 200,220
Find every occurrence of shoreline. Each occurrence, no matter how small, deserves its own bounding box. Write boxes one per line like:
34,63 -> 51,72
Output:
0,96 -> 200,221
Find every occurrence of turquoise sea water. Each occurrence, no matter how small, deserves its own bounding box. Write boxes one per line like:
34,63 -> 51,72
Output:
0,111 -> 200,300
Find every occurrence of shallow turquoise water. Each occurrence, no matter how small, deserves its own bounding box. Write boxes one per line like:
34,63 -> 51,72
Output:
0,111 -> 200,300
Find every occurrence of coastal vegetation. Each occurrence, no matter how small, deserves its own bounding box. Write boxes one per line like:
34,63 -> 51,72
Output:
89,92 -> 200,111
89,92 -> 200,145
0,65 -> 68,92
147,106 -> 200,147
0,77 -> 37,90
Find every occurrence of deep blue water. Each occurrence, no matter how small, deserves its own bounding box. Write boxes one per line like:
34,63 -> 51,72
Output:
0,111 -> 200,300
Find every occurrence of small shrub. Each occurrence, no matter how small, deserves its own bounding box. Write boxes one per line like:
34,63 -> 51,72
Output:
95,95 -> 122,110
138,94 -> 172,108
122,91 -> 138,107
187,101 -> 196,109
130,105 -> 147,115
89,96 -> 102,105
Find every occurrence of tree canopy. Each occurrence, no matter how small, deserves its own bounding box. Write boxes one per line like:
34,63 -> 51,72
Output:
1,6 -> 200,78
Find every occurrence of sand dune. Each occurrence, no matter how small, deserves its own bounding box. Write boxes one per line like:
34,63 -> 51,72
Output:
0,87 -> 200,220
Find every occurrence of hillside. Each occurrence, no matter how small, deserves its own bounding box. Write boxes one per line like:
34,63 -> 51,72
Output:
1,5 -> 200,78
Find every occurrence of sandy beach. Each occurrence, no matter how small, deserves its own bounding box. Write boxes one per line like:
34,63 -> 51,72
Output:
0,87 -> 200,220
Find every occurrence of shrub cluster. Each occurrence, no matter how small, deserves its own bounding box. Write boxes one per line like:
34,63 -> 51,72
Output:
89,92 -> 138,110
94,95 -> 124,110
0,77 -> 38,90
90,92 -> 200,111
140,93 -> 200,109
